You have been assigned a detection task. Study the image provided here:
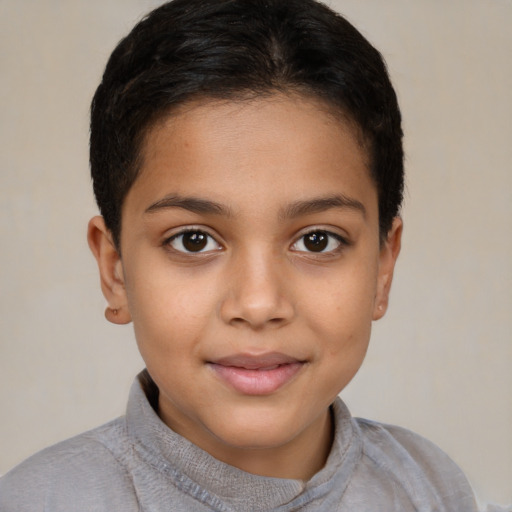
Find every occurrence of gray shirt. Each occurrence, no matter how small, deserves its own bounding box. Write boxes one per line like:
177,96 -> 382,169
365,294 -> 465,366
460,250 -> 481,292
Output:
0,374 -> 480,511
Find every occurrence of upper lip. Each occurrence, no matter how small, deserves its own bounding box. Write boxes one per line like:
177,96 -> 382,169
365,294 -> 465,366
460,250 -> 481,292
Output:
209,352 -> 303,370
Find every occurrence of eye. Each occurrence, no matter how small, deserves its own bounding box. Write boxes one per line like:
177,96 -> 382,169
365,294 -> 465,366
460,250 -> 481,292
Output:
291,230 -> 345,253
167,230 -> 221,253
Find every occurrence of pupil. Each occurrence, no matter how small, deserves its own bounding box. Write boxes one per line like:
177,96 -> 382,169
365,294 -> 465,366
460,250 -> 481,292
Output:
304,232 -> 328,252
183,232 -> 207,252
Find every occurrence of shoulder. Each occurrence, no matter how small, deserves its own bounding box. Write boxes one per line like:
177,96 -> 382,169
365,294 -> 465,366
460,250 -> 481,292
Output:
354,417 -> 479,510
0,418 -> 139,512
356,417 -> 459,472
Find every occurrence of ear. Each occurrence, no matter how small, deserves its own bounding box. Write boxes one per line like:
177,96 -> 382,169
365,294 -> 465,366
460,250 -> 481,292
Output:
87,216 -> 132,325
373,217 -> 403,320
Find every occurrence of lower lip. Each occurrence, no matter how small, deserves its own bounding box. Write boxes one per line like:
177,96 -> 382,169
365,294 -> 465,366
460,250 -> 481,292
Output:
209,362 -> 304,395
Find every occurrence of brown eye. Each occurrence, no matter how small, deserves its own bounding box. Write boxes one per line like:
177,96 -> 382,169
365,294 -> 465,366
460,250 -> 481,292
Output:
291,230 -> 344,254
168,230 -> 220,253
182,232 -> 207,251
304,232 -> 328,252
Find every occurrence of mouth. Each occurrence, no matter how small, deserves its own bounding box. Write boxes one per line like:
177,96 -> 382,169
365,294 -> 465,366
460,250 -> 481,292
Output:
207,352 -> 306,396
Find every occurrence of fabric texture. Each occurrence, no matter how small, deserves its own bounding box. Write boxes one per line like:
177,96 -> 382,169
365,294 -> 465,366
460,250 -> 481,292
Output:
0,373 -> 482,511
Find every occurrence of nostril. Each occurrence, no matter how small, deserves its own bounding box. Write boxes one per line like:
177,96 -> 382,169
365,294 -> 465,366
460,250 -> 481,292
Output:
269,317 -> 286,325
227,314 -> 290,330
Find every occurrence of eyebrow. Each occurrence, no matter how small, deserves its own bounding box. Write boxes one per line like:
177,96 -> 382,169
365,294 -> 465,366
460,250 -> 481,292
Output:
279,194 -> 366,220
145,195 -> 231,216
145,193 -> 365,219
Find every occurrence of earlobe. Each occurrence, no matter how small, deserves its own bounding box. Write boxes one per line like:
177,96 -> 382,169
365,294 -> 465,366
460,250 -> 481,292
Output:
87,216 -> 132,325
373,217 -> 403,321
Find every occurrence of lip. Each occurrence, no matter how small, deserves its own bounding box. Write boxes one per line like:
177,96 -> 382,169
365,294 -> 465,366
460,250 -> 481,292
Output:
207,352 -> 306,395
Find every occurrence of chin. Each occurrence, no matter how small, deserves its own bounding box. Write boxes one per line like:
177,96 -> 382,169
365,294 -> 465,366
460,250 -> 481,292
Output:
208,403 -> 310,449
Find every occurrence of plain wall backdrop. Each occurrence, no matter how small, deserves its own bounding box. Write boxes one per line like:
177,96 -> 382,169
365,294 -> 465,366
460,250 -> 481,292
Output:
1,0 -> 511,507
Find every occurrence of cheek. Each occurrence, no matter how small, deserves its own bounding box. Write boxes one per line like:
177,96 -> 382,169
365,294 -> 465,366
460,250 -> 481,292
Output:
317,293 -> 373,394
303,265 -> 377,354
124,266 -> 219,355
311,266 -> 377,316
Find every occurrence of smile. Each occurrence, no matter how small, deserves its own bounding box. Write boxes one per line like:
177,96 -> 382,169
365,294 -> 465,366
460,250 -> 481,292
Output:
208,353 -> 306,395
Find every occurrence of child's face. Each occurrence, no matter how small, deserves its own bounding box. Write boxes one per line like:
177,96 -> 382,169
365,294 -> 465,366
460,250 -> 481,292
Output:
89,94 -> 401,477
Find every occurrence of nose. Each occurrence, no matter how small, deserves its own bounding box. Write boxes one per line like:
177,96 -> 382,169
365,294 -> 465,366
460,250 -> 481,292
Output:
219,248 -> 295,330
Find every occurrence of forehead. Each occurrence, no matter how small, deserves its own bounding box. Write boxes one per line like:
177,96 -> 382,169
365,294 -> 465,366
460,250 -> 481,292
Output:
126,94 -> 377,220
143,93 -> 368,164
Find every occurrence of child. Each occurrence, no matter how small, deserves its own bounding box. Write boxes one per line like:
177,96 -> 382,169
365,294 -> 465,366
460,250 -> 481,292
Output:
0,0 -> 487,510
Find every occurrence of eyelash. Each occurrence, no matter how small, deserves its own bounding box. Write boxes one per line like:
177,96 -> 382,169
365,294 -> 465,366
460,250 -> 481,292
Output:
164,228 -> 221,254
163,228 -> 349,255
290,229 -> 348,255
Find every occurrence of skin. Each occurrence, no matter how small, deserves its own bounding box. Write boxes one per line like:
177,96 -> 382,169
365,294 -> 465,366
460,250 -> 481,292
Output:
88,94 -> 402,481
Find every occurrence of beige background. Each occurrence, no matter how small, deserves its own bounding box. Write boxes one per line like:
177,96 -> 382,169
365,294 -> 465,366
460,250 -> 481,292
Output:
1,0 -> 510,506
